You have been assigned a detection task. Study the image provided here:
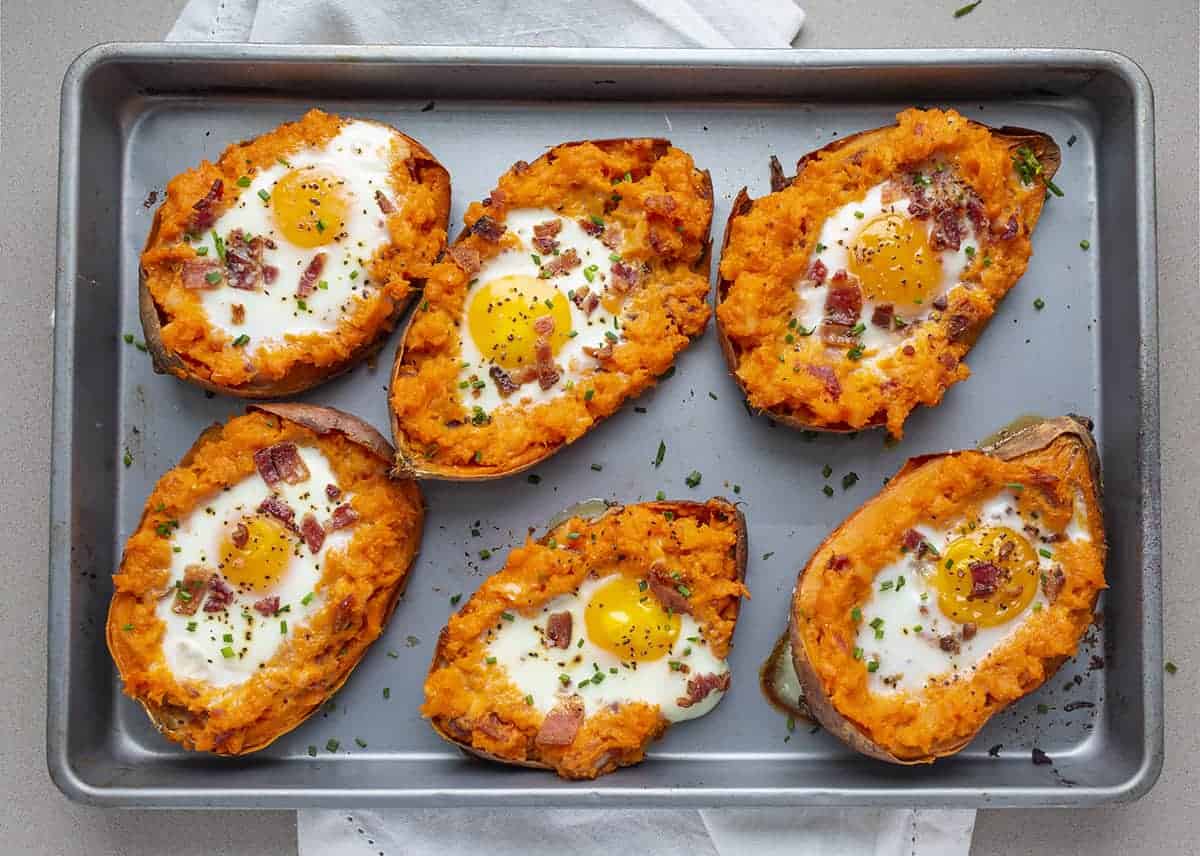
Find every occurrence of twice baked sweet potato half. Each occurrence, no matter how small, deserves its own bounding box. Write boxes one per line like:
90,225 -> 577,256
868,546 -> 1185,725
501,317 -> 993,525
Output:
422,498 -> 747,779
390,138 -> 713,480
139,109 -> 451,398
107,403 -> 424,754
788,415 -> 1105,764
716,108 -> 1060,437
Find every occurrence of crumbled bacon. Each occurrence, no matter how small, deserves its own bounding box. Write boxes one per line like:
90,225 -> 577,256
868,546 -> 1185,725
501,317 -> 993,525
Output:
570,286 -> 600,316
939,634 -> 962,654
172,565 -> 210,616
870,303 -> 895,328
968,561 -> 1003,599
545,611 -> 572,649
448,245 -> 481,276
601,221 -> 623,250
300,514 -> 326,554
806,258 -> 828,285
188,179 -> 223,233
231,303 -> 245,325
995,214 -> 1019,240
820,322 -> 858,347
997,538 -> 1016,560
902,344 -> 916,356
807,364 -> 841,399
647,564 -> 692,615
579,217 -> 603,237
224,230 -> 273,291
901,529 -> 925,554
325,483 -> 342,501
253,442 -> 310,486
333,595 -> 356,632
532,219 -> 563,254
488,365 -> 522,397
645,194 -> 677,216
469,215 -> 506,241
253,595 -> 281,616
1027,471 -> 1063,504
946,314 -> 972,342
939,352 -> 959,370
966,196 -> 989,233
542,248 -> 580,276
535,696 -> 584,746
296,252 -> 327,298
231,522 -> 249,549
931,207 -> 964,251
931,294 -> 948,311
328,503 -> 359,531
262,265 -> 278,284
962,622 -> 978,641
677,672 -> 730,708
610,261 -> 641,293
1043,566 -> 1066,602
182,258 -> 224,289
374,190 -> 396,215
827,554 -> 852,571
824,273 -> 863,326
533,335 -> 561,390
257,495 -> 297,530
203,574 -> 235,613
583,341 -> 614,361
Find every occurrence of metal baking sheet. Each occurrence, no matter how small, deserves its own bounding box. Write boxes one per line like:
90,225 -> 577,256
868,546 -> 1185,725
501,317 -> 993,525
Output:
49,45 -> 1160,808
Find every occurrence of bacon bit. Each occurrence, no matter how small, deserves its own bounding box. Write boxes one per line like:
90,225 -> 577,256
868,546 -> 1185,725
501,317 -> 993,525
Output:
231,303 -> 245,324
819,322 -> 858,347
601,221 -> 623,250
545,611 -> 572,649
648,564 -> 692,615
1027,471 -> 1063,504
300,514 -> 326,554
931,208 -> 963,251
188,179 -> 223,232
534,335 -> 561,391
374,189 -> 397,215
997,538 -> 1016,560
296,252 -> 327,298
535,697 -> 584,746
676,672 -> 730,708
182,258 -> 224,289
254,442 -> 310,486
583,341 -> 614,361
996,214 -> 1019,240
231,523 -> 249,549
570,285 -> 600,317
939,352 -> 959,370
827,554 -> 852,571
333,596 -> 356,632
901,529 -> 924,554
1043,566 -> 1066,602
203,574 -> 235,613
966,196 -> 989,233
806,364 -> 841,399
473,712 -> 513,743
448,245 -> 481,276
253,595 -> 281,616
262,265 -> 279,284
469,215 -> 506,241
533,315 -> 555,337
511,160 -> 531,175
325,483 -> 342,501
870,303 -> 895,328
257,495 -> 297,530
931,294 -> 948,311
224,230 -> 271,291
902,344 -> 917,356
579,217 -> 603,237
880,182 -> 901,206
962,622 -> 978,641
645,194 -> 677,215
328,503 -> 359,531
824,274 -> 863,326
542,248 -> 581,276
532,219 -> 563,254
939,634 -> 962,654
807,258 -> 828,285
968,561 -> 1002,599
172,565 -> 210,616
488,365 -> 522,397
946,314 -> 971,342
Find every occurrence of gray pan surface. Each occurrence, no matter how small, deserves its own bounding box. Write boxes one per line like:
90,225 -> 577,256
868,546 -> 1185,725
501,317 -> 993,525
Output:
48,45 -> 1160,807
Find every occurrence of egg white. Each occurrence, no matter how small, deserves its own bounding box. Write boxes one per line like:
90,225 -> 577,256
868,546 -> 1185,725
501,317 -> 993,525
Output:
154,445 -> 353,688
486,573 -> 730,723
189,120 -> 401,354
795,179 -> 977,361
854,489 -> 1091,696
456,208 -> 623,413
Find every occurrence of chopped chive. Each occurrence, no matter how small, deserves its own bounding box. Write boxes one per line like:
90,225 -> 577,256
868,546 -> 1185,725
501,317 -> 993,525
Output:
355,737 -> 368,748
480,549 -> 492,560
821,464 -> 833,479
296,299 -> 308,311
450,593 -> 462,605
195,246 -> 209,256
1165,661 -> 1178,674
257,189 -> 270,202
301,592 -> 314,606
852,647 -> 863,660
584,388 -> 595,401
524,695 -> 534,705
501,611 -> 514,621
527,474 -> 542,485
822,485 -> 834,497
590,463 -> 603,471
953,0 -> 981,17
841,472 -> 859,490
212,231 -> 225,261
866,659 -> 880,673
221,646 -> 235,658
122,623 -> 134,632
280,620 -> 288,634
1033,297 -> 1046,310
1039,548 -> 1053,559
1079,239 -> 1091,251
223,633 -> 234,643
486,656 -> 497,665
685,470 -> 702,488
383,687 -> 391,699
186,621 -> 197,632
307,745 -> 317,757
851,607 -> 862,622
123,333 -> 134,344
232,334 -> 250,348
236,176 -> 252,187
655,490 -> 666,501
654,441 -> 666,467
326,739 -> 340,753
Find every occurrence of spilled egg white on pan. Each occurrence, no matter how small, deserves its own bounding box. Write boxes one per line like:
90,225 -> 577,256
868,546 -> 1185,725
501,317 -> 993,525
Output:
853,488 -> 1092,694
186,120 -> 402,355
155,442 -> 355,687
793,168 -> 979,366
456,209 -> 623,412
487,572 -> 730,723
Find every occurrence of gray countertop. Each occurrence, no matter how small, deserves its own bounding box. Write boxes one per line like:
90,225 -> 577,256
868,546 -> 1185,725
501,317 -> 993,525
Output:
2,1 -> 1195,853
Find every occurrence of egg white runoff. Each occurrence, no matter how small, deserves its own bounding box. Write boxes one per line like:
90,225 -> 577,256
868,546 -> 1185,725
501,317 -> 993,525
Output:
854,489 -> 1092,696
486,573 -> 730,722
456,208 -> 625,413
794,175 -> 977,361
154,445 -> 353,688
189,120 -> 404,354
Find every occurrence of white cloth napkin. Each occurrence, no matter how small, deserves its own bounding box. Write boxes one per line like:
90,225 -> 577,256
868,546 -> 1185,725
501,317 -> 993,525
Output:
166,1 -> 975,852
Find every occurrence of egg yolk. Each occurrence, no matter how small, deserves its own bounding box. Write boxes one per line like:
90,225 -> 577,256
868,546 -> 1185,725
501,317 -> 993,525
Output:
271,168 -> 349,248
934,526 -> 1039,627
467,275 -> 572,369
584,575 -> 681,662
848,212 -> 941,307
219,517 -> 293,591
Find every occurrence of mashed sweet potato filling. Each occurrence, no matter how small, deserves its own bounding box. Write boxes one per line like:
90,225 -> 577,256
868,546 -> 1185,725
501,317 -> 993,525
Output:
718,108 -> 1051,436
423,501 -> 746,779
108,411 -> 422,754
141,109 -> 449,388
795,436 -> 1105,761
391,140 -> 712,474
